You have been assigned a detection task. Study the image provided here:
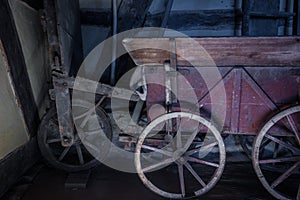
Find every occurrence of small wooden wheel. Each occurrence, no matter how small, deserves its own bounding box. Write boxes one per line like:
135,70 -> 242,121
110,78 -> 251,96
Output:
38,100 -> 112,172
253,105 -> 300,200
135,112 -> 226,199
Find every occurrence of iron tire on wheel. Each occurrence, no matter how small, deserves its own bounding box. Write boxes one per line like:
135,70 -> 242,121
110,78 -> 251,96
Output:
135,112 -> 226,199
252,105 -> 300,200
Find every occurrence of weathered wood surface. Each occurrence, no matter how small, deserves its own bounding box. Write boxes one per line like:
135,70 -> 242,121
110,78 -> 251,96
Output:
80,9 -> 111,27
296,0 -> 300,35
0,0 -> 39,137
55,0 -> 83,75
117,0 -> 153,32
146,9 -> 238,31
123,37 -> 300,67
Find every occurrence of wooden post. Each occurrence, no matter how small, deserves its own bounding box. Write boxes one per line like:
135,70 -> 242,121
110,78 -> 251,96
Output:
297,0 -> 300,35
286,0 -> 294,36
242,0 -> 252,36
117,0 -> 153,32
235,0 -> 243,36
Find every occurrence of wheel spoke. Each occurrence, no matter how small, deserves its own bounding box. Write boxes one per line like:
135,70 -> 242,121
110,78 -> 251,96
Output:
184,161 -> 206,187
80,113 -> 96,128
259,156 -> 300,164
76,144 -> 85,165
166,118 -> 172,134
58,146 -> 71,161
47,138 -> 61,144
176,116 -> 182,148
271,161 -> 300,188
184,128 -> 200,151
143,158 -> 174,172
186,142 -> 218,156
260,138 -> 271,150
74,97 -> 105,121
259,138 -> 272,156
187,157 -> 220,168
141,145 -> 173,157
177,164 -> 185,198
286,115 -> 300,145
273,143 -> 279,159
265,134 -> 299,153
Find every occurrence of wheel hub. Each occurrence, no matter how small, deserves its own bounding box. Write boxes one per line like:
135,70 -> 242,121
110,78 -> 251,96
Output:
173,149 -> 185,162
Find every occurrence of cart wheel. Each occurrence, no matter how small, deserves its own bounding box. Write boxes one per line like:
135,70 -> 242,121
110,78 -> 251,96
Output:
253,105 -> 300,200
38,101 -> 112,172
135,112 -> 226,199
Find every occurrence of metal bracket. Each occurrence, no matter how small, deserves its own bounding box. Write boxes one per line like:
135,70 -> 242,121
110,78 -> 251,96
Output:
51,56 -> 75,147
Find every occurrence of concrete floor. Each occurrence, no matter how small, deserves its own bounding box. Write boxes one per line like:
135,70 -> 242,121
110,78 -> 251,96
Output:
2,162 -> 276,200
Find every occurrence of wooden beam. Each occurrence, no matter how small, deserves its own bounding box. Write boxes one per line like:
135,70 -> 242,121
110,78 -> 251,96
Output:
117,0 -> 153,32
123,37 -> 300,67
169,10 -> 238,31
295,0 -> 300,35
249,11 -> 295,18
80,9 -> 111,27
145,9 -> 239,31
55,0 -> 83,75
0,0 -> 39,137
242,0 -> 252,36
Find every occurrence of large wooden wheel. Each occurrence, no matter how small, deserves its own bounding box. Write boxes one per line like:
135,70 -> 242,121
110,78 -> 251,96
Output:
135,112 -> 226,199
253,105 -> 300,200
38,100 -> 112,172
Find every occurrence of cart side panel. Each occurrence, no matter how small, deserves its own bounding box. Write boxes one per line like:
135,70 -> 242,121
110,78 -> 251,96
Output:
145,66 -> 233,130
145,66 -> 299,135
238,67 -> 299,134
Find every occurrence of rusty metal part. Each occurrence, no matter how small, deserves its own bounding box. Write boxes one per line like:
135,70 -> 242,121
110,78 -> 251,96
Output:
37,100 -> 112,172
44,0 -> 75,147
253,105 -> 300,200
52,56 -> 74,147
134,112 -> 226,199
54,80 -> 74,147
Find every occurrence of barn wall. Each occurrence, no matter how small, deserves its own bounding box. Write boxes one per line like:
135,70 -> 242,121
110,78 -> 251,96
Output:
9,0 -> 49,117
0,0 -> 48,196
0,48 -> 29,160
0,0 -> 48,161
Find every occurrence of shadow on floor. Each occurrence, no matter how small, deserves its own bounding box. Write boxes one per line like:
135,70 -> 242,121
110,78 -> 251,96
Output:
2,161 -> 275,200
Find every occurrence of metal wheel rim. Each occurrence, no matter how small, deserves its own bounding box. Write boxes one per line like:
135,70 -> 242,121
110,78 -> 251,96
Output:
135,112 -> 226,199
252,105 -> 300,200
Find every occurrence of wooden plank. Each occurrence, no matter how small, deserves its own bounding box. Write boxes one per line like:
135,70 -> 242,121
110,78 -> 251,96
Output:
123,37 -> 300,67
